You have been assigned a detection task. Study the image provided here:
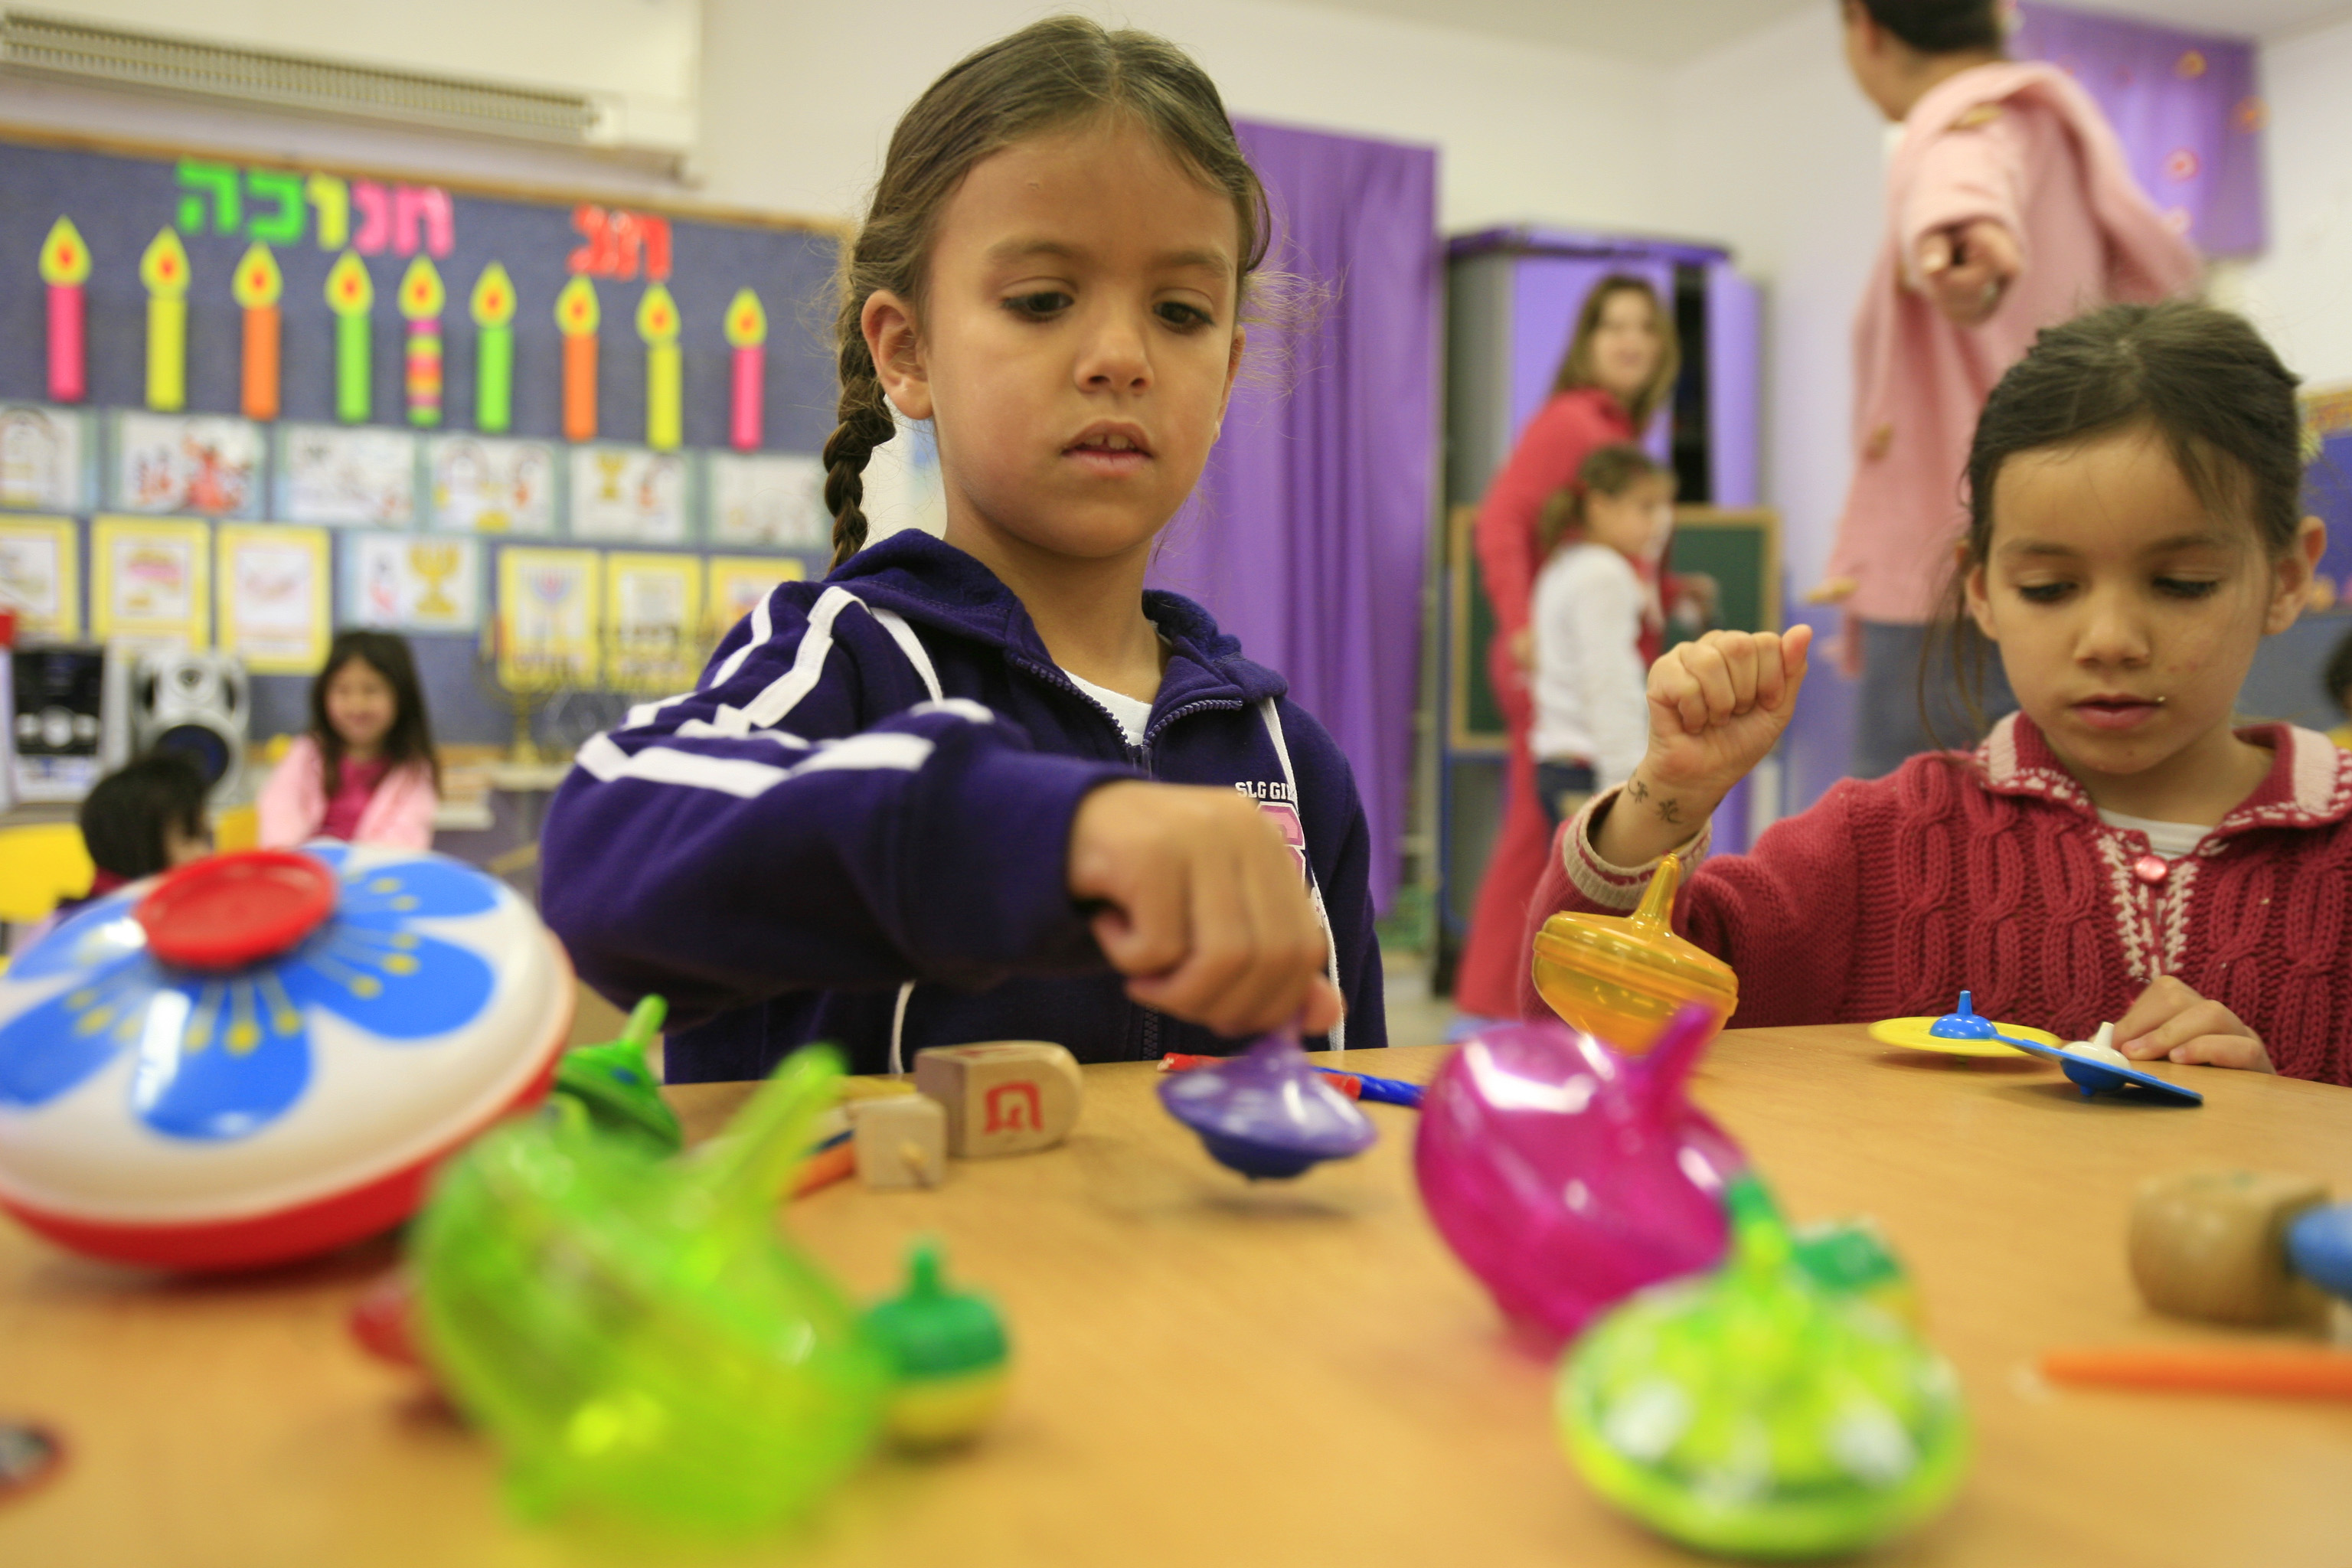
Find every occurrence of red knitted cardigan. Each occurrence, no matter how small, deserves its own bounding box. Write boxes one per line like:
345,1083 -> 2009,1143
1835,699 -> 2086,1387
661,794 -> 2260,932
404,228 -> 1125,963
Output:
1528,714 -> 2352,1086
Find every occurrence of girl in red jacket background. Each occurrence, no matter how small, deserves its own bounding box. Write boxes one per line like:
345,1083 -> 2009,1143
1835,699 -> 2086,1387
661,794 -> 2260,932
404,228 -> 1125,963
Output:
1532,301 -> 2352,1086
1455,275 -> 1678,1024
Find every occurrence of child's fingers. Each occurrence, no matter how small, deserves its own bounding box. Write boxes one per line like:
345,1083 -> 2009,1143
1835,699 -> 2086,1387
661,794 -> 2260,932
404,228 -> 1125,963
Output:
1754,623 -> 1813,711
1651,651 -> 1710,733
1717,634 -> 1762,716
1916,229 -> 1954,277
2112,975 -> 2198,1055
2117,995 -> 2248,1062
1682,638 -> 1740,723
2165,1033 -> 2275,1072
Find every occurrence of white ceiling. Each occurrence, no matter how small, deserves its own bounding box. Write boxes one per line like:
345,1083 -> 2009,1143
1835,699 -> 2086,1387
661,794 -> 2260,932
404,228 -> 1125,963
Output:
1295,0 -> 2352,65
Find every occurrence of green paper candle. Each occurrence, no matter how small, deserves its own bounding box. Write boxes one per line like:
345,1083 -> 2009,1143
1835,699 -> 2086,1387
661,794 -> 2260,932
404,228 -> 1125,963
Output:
325,250 -> 374,423
470,262 -> 516,435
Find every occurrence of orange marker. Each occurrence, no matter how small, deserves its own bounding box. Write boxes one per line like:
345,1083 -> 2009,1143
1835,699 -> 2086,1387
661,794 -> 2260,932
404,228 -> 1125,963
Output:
555,274 -> 599,443
2041,1344 -> 2352,1402
231,243 -> 283,422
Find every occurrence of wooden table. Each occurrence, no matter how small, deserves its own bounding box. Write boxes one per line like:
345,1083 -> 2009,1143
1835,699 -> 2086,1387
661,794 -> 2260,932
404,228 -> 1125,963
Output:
4,1026 -> 2350,1566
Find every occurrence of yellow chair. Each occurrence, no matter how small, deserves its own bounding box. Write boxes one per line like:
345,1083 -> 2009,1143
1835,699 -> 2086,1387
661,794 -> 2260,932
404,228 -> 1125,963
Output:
0,822 -> 93,925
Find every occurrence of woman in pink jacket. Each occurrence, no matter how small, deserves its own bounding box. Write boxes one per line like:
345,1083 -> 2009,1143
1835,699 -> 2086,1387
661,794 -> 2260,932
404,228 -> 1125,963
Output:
258,630 -> 439,850
1812,0 -> 2200,776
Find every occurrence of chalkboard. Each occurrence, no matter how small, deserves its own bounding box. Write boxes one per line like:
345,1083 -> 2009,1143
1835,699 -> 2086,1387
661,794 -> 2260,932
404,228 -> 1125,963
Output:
0,125 -> 843,750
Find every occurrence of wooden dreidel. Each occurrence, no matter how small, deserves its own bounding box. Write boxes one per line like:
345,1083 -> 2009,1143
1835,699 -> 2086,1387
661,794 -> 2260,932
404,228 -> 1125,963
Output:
2128,1170 -> 2331,1326
863,1238 -> 1011,1448
851,1094 -> 946,1191
914,1041 -> 1081,1158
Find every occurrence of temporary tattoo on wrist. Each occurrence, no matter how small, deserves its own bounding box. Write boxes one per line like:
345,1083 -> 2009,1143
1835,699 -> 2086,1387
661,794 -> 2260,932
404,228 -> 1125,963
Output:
1657,798 -> 1684,826
1627,777 -> 1651,803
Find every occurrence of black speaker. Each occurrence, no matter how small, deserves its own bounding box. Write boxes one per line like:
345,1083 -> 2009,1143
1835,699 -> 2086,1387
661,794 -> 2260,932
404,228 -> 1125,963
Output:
8,643 -> 106,802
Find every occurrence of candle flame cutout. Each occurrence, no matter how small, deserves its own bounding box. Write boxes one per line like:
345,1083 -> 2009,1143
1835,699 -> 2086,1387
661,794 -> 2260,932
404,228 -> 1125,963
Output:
724,288 -> 767,452
39,217 -> 91,404
231,243 -> 283,423
398,256 -> 446,429
325,250 -> 375,424
555,274 -> 600,444
469,262 -> 517,435
140,227 -> 191,413
636,282 -> 681,452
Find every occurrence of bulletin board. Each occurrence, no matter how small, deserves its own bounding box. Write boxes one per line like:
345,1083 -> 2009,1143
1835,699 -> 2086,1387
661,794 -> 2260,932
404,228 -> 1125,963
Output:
0,122 -> 844,746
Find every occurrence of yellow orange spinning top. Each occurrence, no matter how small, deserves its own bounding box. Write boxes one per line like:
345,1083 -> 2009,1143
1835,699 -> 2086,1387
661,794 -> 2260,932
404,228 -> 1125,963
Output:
1530,854 -> 1737,1054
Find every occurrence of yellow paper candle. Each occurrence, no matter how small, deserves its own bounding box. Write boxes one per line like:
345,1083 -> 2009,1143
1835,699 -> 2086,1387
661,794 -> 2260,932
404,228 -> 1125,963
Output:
140,227 -> 191,413
636,283 -> 681,452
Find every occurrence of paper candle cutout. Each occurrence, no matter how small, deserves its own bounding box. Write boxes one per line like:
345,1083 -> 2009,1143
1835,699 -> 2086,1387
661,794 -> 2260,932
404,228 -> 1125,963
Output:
326,250 -> 375,424
556,276 -> 600,444
469,263 -> 516,435
399,256 -> 446,428
636,283 -> 682,452
232,243 -> 283,423
140,227 -> 191,413
724,289 -> 766,452
39,218 -> 90,404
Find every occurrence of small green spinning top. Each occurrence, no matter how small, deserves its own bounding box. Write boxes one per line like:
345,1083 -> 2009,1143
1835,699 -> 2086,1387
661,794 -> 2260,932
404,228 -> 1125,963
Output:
864,1238 -> 1011,1447
552,995 -> 682,1156
1557,1175 -> 1968,1559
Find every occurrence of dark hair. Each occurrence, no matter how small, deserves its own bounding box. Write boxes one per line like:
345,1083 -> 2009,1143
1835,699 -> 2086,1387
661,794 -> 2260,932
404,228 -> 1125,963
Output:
1929,300 -> 2305,743
1852,0 -> 2005,54
312,629 -> 439,795
1539,444 -> 1671,555
80,750 -> 208,882
1550,275 -> 1681,433
822,15 -> 1272,569
2325,625 -> 2352,713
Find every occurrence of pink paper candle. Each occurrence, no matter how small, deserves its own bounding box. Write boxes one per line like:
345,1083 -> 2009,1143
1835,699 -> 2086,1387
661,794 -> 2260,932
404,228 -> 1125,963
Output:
39,218 -> 91,403
724,289 -> 767,452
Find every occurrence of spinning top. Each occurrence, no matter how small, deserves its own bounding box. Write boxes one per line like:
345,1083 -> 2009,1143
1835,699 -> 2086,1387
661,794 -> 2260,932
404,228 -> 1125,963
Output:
1866,990 -> 2063,1059
864,1239 -> 1011,1448
552,995 -> 681,1157
2128,1170 -> 2337,1326
1559,1176 -> 1969,1560
410,1045 -> 890,1531
1415,1007 -> 1745,1350
1157,1034 -> 1376,1179
1530,855 -> 1737,1054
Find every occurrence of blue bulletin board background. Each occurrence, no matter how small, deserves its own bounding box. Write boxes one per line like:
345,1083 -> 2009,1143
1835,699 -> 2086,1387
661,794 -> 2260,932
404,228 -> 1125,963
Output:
0,126 -> 844,747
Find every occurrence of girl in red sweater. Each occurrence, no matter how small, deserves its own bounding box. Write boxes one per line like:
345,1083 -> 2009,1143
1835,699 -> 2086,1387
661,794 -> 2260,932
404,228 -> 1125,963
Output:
1532,302 -> 2352,1086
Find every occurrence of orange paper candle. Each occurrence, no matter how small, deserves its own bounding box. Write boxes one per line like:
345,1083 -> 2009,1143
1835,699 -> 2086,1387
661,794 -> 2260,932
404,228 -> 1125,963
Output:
556,275 -> 600,443
232,243 -> 283,422
39,217 -> 90,403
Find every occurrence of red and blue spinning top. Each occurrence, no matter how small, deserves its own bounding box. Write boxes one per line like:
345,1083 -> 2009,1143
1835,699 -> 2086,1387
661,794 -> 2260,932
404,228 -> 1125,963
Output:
0,845 -> 573,1270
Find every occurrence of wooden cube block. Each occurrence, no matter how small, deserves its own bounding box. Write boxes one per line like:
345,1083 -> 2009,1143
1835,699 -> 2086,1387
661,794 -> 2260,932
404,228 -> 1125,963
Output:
913,1041 -> 1082,1158
851,1094 -> 946,1191
2128,1169 -> 2330,1326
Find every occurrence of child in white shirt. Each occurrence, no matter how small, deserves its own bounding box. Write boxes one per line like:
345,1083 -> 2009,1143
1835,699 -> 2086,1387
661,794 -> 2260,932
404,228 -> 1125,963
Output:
1530,445 -> 1676,828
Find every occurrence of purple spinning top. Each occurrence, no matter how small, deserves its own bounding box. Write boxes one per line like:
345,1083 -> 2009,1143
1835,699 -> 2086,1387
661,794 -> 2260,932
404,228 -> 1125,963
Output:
1158,1034 -> 1377,1179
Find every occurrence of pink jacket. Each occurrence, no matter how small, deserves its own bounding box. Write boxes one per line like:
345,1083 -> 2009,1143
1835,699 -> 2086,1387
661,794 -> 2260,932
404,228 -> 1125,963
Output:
1827,61 -> 2201,645
257,734 -> 439,851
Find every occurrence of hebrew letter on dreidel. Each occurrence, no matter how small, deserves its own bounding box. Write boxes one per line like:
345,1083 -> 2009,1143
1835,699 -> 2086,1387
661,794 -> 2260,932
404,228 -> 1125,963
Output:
306,174 -> 349,250
245,169 -> 306,244
176,162 -> 241,234
394,186 -> 454,258
352,181 -> 391,253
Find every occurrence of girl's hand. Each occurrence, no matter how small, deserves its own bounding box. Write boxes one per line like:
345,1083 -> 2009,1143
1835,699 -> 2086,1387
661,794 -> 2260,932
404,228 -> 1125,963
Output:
1592,626 -> 1811,868
1067,782 -> 1343,1039
2115,976 -> 2275,1073
1916,219 -> 2021,328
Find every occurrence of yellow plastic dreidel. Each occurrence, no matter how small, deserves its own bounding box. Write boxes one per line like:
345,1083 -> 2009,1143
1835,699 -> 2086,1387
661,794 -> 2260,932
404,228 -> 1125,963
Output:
1530,854 -> 1737,1056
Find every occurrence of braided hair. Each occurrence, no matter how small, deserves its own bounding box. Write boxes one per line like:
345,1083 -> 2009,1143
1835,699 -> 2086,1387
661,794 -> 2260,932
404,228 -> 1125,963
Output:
823,15 -> 1271,568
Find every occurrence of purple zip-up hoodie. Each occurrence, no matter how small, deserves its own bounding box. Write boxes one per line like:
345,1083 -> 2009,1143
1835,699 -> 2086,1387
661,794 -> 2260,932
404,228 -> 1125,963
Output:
539,531 -> 1385,1082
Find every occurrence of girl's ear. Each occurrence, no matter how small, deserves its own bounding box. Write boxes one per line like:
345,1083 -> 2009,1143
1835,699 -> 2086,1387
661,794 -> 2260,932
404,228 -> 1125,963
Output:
1961,543 -> 1999,642
862,289 -> 932,421
1217,325 -> 1246,433
2265,514 -> 2329,634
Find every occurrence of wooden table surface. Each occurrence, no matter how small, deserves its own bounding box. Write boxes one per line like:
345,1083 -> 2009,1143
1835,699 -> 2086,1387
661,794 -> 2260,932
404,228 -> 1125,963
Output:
4,1025 -> 2350,1566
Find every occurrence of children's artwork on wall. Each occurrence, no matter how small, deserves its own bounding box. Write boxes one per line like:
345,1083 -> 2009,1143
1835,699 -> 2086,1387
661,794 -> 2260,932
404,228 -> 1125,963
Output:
496,545 -> 600,687
709,452 -> 828,550
112,413 -> 262,518
605,551 -> 704,692
92,515 -> 210,648
345,531 -> 482,633
216,523 -> 329,673
278,423 -> 417,526
705,555 -> 806,639
0,405 -> 90,512
568,446 -> 690,544
0,515 -> 80,638
426,435 -> 556,534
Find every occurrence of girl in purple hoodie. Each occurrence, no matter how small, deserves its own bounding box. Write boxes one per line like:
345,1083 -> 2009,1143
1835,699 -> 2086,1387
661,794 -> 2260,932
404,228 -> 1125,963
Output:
541,18 -> 1383,1080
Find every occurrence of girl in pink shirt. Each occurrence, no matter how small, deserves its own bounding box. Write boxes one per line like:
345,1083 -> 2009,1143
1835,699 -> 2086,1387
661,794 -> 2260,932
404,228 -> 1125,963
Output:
258,631 -> 440,851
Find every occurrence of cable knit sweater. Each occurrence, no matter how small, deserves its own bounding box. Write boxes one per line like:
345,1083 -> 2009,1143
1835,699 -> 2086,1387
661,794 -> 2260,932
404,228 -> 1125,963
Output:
1530,714 -> 2352,1086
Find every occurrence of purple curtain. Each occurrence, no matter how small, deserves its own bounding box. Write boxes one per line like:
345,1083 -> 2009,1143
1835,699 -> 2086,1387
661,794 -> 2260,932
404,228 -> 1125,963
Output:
2013,3 -> 2265,256
1147,120 -> 1439,915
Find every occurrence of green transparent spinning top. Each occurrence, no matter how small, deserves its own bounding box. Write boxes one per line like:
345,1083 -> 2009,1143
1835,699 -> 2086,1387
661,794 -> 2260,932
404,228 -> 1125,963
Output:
1557,1176 -> 1969,1560
551,995 -> 684,1157
410,1044 -> 890,1534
